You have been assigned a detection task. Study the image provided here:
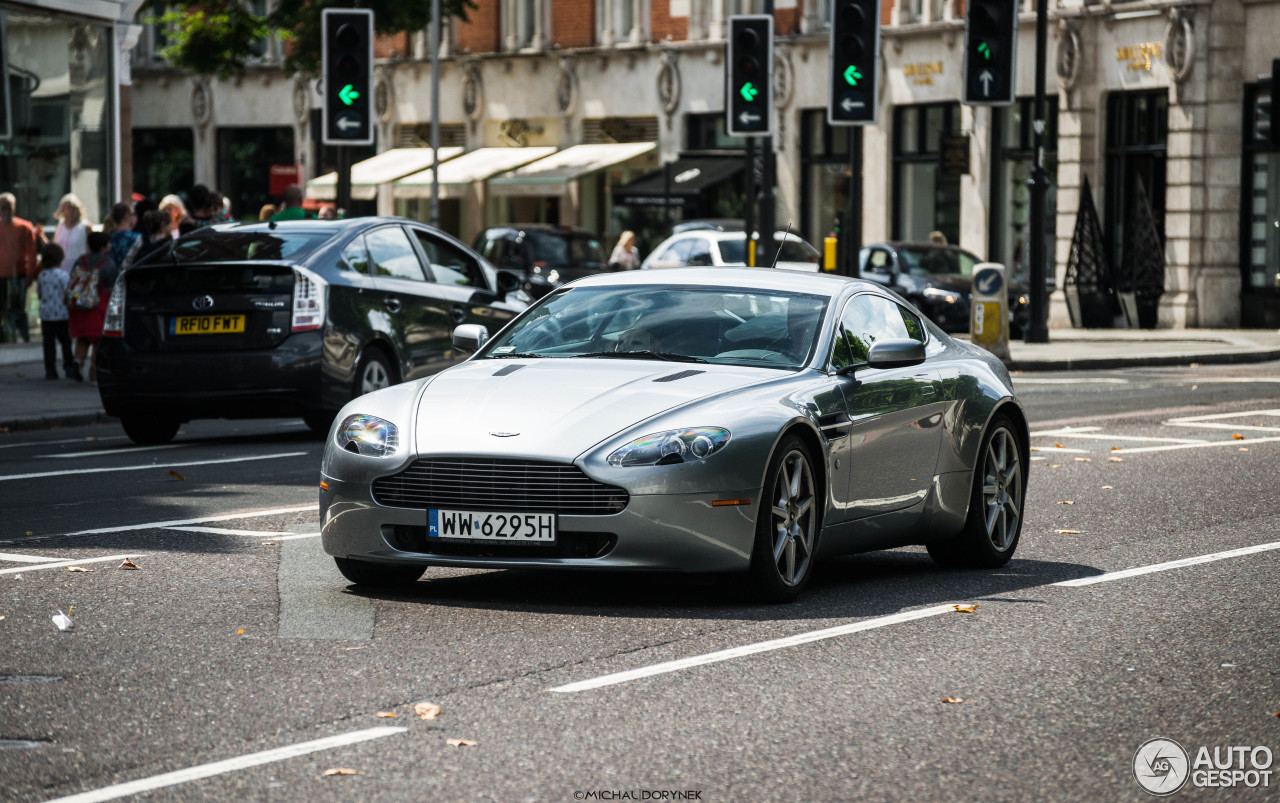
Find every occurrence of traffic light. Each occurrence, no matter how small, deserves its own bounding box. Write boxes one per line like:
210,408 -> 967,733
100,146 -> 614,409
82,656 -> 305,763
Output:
963,0 -> 1017,106
1255,59 -> 1280,150
828,0 -> 881,125
726,15 -> 772,137
322,8 -> 374,146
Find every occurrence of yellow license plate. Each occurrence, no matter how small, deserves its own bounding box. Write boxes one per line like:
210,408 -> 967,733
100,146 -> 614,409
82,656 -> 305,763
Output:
169,314 -> 246,335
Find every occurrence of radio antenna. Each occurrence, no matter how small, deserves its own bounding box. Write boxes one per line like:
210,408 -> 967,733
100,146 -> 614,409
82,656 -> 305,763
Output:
769,222 -> 792,270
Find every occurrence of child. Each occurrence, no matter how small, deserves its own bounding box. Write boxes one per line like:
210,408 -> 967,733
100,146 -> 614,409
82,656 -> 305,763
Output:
36,242 -> 78,380
67,231 -> 115,383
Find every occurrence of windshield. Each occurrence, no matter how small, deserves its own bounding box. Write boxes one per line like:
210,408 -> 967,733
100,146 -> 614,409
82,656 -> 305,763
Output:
525,231 -> 606,268
482,285 -> 829,370
896,246 -> 973,278
170,232 -> 329,264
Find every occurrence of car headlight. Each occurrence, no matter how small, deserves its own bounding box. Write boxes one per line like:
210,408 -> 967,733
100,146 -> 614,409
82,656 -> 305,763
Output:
607,427 -> 731,467
336,414 -> 400,457
923,286 -> 960,304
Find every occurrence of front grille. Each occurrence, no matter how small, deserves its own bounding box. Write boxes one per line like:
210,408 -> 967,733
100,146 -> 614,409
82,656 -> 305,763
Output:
372,459 -> 628,515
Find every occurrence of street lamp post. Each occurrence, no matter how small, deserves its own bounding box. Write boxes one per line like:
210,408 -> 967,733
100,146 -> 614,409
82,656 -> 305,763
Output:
1026,0 -> 1051,343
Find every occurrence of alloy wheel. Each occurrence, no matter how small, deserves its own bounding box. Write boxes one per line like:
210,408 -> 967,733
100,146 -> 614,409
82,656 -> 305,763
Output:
770,449 -> 816,586
360,358 -> 391,394
981,427 -> 1023,551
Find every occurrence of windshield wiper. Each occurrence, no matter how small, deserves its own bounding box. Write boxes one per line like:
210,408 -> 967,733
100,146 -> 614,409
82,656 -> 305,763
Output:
487,352 -> 546,359
573,351 -> 707,363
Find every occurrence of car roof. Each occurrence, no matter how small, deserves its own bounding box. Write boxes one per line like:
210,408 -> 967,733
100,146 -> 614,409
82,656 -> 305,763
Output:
672,230 -> 808,244
569,267 -> 872,295
202,216 -> 425,237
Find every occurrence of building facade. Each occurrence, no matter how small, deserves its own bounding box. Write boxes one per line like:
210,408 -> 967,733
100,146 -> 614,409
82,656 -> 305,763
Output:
128,0 -> 1280,328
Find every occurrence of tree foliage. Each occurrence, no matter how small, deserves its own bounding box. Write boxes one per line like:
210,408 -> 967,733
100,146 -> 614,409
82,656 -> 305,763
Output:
144,0 -> 476,78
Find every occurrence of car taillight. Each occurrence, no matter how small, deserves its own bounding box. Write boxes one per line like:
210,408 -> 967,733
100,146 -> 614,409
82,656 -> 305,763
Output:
291,267 -> 327,332
102,279 -> 126,337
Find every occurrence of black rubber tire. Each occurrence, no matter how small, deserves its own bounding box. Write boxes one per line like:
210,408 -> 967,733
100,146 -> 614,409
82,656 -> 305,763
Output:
927,414 -> 1026,569
747,436 -> 820,604
354,349 -> 395,397
303,412 -> 335,436
120,414 -> 180,446
334,557 -> 425,588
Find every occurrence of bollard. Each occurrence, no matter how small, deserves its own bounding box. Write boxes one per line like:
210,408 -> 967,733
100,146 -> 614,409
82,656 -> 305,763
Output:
823,235 -> 838,272
969,262 -> 1010,362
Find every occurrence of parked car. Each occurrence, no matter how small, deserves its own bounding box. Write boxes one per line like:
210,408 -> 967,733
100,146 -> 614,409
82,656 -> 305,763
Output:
98,218 -> 528,445
641,230 -> 822,272
859,242 -> 1031,336
471,224 -> 609,298
319,268 -> 1029,602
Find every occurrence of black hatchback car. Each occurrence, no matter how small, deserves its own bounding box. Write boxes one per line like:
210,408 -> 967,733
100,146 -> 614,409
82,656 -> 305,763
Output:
97,218 -> 527,444
471,224 -> 608,298
858,242 -> 1030,336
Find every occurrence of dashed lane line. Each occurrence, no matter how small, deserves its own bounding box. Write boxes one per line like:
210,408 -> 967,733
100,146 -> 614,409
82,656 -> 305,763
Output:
0,551 -> 68,563
49,444 -> 185,459
0,436 -> 127,450
0,452 -> 309,482
62,504 -> 315,537
0,554 -> 139,576
165,526 -> 296,537
1053,540 -> 1280,587
1112,435 -> 1280,454
43,727 -> 406,803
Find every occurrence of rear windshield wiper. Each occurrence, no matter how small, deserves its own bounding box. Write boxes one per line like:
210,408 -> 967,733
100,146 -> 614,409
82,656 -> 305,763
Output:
573,351 -> 707,363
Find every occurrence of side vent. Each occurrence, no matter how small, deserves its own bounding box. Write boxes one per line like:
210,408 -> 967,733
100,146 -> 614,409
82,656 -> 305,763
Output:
654,369 -> 705,383
493,364 -> 526,377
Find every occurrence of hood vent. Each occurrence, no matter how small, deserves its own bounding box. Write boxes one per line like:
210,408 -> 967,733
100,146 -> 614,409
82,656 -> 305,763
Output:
492,364 -> 526,377
653,369 -> 705,383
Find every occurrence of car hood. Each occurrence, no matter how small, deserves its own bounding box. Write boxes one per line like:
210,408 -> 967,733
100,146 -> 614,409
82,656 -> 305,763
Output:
413,359 -> 776,460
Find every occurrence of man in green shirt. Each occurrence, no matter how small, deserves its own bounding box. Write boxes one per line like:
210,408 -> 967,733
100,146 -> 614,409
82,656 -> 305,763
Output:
270,185 -> 313,222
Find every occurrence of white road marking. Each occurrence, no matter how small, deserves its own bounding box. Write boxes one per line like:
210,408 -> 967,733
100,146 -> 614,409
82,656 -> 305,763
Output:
49,444 -> 185,459
0,452 -> 309,482
0,554 -> 139,576
43,727 -> 406,803
166,526 -> 296,537
1031,426 -> 1102,435
63,504 -> 315,537
1034,433 -> 1206,444
550,604 -> 957,693
1028,446 -> 1092,454
271,532 -> 322,541
1111,435 -> 1280,454
0,436 -> 127,450
1015,378 -> 1130,385
1054,541 -> 1280,587
0,551 -> 69,563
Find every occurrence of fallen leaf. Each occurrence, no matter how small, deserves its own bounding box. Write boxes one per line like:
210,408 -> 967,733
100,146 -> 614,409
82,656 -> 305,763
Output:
322,768 -> 363,777
410,702 -> 443,720
1051,464 -> 1062,469
1108,457 -> 1125,463
0,616 -> 6,621
953,604 -> 978,614
941,697 -> 965,704
446,738 -> 478,748
235,629 -> 245,635
1239,447 -> 1249,452
119,559 -> 139,570
1055,529 -> 1082,534
1055,442 -> 1064,448
65,566 -> 92,573
1101,486 -> 1113,490
376,711 -> 396,718
1074,457 -> 1091,463
1057,500 -> 1075,505
1111,446 -> 1121,451
168,470 -> 185,481
25,531 -> 32,536
1029,447 -> 1042,452
1189,362 -> 1201,368
1232,433 -> 1245,440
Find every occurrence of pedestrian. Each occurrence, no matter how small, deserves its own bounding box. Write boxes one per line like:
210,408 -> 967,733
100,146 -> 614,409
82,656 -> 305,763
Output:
36,242 -> 78,380
158,194 -> 191,234
67,231 -> 114,383
258,203 -> 277,221
608,230 -> 640,271
53,193 -> 89,271
134,210 -> 173,264
928,230 -> 948,246
132,197 -> 157,231
0,193 -> 38,342
1,192 -> 48,250
104,202 -> 142,270
318,205 -> 337,220
190,186 -> 232,229
270,184 -> 312,221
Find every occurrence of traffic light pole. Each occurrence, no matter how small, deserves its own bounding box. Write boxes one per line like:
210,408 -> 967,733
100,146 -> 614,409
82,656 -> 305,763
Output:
336,146 -> 352,217
759,0 -> 776,268
1026,0 -> 1050,343
847,126 -> 861,277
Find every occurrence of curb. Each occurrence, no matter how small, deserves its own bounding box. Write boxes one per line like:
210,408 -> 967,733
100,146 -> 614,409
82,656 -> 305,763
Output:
1007,349 -> 1280,372
0,411 -> 117,433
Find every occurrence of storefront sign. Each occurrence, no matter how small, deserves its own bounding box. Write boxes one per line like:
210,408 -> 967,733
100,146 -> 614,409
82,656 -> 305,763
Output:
940,134 -> 970,176
903,61 -> 944,86
269,164 -> 301,197
1116,42 -> 1162,72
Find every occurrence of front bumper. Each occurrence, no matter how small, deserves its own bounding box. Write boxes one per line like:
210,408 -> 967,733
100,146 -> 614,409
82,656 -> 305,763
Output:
320,475 -> 759,573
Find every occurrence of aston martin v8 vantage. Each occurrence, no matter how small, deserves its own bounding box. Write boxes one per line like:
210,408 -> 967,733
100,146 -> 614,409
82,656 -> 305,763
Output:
320,268 -> 1029,602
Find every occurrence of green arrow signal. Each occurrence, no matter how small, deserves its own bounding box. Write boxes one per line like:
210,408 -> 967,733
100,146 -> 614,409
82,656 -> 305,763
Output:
339,84 -> 360,105
740,82 -> 759,102
843,65 -> 862,86
978,42 -> 992,60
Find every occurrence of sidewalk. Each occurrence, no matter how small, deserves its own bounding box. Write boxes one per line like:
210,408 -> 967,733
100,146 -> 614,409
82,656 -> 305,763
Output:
2,328 -> 1279,433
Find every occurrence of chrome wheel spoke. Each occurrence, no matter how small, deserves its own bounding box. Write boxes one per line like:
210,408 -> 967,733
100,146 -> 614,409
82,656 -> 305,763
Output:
783,536 -> 797,583
772,525 -> 788,561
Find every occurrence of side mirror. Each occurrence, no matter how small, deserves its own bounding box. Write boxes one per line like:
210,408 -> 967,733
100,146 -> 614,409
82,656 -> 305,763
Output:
495,269 -> 521,295
866,338 -> 926,369
452,324 -> 490,353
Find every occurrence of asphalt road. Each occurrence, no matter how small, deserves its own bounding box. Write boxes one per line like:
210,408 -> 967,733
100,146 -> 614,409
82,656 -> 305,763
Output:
2,362 -> 1279,801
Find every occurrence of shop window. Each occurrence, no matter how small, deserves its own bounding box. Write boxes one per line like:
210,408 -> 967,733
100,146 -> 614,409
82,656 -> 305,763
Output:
216,127 -> 294,221
800,109 -> 858,258
686,113 -> 745,151
892,103 -> 961,246
1241,81 -> 1280,326
990,99 -> 1058,281
133,128 -> 195,203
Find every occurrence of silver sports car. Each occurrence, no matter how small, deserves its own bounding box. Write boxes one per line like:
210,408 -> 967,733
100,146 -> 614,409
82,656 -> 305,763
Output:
320,268 -> 1029,602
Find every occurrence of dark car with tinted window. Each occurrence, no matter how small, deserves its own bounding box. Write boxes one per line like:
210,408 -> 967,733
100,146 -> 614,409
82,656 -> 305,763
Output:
471,224 -> 608,298
859,242 -> 1031,336
97,218 -> 526,444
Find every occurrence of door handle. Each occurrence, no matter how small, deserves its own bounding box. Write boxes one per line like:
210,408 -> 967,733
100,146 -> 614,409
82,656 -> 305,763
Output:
384,297 -> 402,313
448,305 -> 467,325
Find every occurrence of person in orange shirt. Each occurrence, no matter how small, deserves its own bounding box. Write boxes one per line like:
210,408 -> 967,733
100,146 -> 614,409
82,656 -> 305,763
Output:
0,194 -> 37,343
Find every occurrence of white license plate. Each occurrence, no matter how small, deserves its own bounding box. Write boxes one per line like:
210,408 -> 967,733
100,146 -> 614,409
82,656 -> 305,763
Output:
428,509 -> 556,543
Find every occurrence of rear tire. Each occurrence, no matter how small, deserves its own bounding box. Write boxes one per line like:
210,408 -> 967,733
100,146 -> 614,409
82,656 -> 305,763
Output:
334,557 -> 425,588
355,348 -> 395,397
747,436 -> 820,603
120,414 -> 180,445
927,415 -> 1026,568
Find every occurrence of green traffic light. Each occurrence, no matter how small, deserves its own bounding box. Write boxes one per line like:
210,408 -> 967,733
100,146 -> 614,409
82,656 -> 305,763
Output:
978,42 -> 992,60
843,65 -> 862,86
339,84 -> 360,105
740,82 -> 759,102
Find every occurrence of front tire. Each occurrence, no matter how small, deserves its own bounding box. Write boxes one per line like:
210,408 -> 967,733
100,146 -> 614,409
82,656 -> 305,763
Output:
927,415 -> 1026,568
120,414 -> 180,445
748,437 -> 820,603
334,557 -> 425,588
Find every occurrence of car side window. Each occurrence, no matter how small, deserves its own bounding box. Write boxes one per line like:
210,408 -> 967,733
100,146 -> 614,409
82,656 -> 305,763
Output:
831,294 -> 917,371
413,229 -> 484,288
341,237 -> 370,274
660,238 -> 694,264
686,238 -> 713,266
365,227 -> 425,281
957,250 -> 979,277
